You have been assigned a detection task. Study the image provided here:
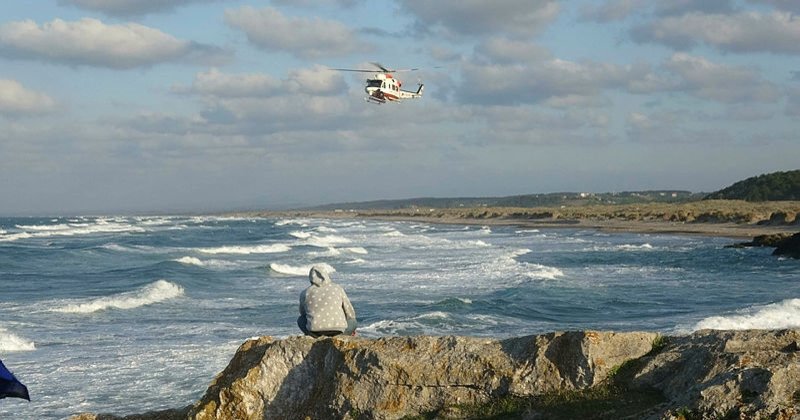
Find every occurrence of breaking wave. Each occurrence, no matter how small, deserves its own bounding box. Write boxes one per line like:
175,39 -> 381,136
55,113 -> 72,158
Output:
0,328 -> 35,352
269,263 -> 336,276
693,298 -> 800,331
52,280 -> 184,314
197,244 -> 291,254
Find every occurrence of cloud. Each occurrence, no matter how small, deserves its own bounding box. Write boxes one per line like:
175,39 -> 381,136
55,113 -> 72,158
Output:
0,79 -> 56,116
580,0 -> 646,23
174,66 -> 346,97
632,11 -> 800,54
271,0 -> 363,8
224,6 -> 366,58
653,0 -> 735,16
0,18 -> 227,68
458,40 -> 656,106
663,53 -> 780,103
748,0 -> 800,14
58,0 -> 220,16
399,0 -> 560,37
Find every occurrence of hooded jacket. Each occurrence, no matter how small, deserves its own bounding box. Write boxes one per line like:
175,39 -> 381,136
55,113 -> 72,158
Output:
299,266 -> 356,333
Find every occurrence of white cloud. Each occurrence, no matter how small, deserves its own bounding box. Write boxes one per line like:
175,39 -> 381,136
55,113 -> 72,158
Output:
224,6 -> 365,58
0,18 -> 226,68
58,0 -> 219,16
663,53 -> 780,103
632,11 -> 800,54
0,79 -> 56,116
174,66 -> 346,98
458,42 -> 654,106
399,0 -> 560,37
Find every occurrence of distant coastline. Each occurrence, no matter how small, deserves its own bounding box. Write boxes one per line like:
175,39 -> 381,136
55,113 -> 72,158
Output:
235,199 -> 800,239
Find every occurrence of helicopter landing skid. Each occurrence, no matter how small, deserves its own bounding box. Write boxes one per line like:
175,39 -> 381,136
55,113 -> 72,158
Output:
366,95 -> 385,104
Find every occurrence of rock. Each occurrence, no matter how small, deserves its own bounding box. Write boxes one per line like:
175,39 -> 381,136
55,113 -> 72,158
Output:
70,330 -> 800,420
632,330 -> 800,419
773,232 -> 800,259
727,233 -> 793,249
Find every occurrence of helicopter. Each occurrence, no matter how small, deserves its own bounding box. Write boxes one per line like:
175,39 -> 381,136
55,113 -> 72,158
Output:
331,62 -> 424,104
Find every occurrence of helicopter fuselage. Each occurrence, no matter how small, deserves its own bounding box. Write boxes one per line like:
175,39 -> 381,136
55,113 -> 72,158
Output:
364,73 -> 423,104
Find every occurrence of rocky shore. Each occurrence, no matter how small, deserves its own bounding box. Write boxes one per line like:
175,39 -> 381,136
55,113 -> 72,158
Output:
71,330 -> 799,420
242,200 -> 800,239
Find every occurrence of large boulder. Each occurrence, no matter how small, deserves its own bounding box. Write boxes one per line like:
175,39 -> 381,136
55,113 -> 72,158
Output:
773,232 -> 800,259
189,331 -> 657,419
70,330 -> 800,419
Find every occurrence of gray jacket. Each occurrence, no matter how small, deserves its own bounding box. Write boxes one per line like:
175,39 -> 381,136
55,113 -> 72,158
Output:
299,266 -> 356,332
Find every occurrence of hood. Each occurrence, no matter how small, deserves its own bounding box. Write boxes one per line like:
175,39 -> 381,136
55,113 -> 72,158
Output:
309,265 -> 331,286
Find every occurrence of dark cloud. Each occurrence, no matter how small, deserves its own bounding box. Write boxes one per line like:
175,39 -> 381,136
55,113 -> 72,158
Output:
0,18 -> 227,69
579,0 -> 646,23
747,0 -> 800,13
58,0 -> 223,17
654,0 -> 735,16
398,0 -> 560,37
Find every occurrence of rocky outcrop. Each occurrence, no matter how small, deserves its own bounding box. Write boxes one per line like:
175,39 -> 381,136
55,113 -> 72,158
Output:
71,330 -> 800,420
773,232 -> 800,259
727,233 -> 793,248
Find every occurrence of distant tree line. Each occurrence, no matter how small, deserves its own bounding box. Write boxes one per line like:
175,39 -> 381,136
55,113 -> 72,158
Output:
705,170 -> 800,202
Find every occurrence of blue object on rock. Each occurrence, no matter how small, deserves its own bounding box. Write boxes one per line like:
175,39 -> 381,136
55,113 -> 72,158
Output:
0,359 -> 30,401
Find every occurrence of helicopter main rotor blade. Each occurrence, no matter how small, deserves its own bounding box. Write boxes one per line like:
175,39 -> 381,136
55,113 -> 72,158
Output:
329,68 -> 380,73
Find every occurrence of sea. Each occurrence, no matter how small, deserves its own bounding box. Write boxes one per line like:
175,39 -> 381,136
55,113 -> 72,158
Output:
1,215 -> 798,419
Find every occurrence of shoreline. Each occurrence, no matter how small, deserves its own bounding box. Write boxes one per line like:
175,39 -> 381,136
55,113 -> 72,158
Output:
241,210 -> 798,239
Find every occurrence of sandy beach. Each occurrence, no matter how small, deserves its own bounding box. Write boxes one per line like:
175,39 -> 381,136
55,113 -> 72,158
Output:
245,200 -> 800,240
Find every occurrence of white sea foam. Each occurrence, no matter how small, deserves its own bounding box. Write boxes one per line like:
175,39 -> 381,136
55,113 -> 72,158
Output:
198,244 -> 291,254
344,258 -> 366,264
174,256 -> 237,269
693,298 -> 800,331
275,219 -> 310,227
3,220 -> 145,242
308,247 -> 342,257
289,231 -> 312,239
269,263 -> 336,276
0,328 -> 36,352
315,226 -> 338,233
382,230 -> 406,237
305,235 -> 351,248
515,229 -> 540,234
343,247 -> 368,254
52,280 -> 185,314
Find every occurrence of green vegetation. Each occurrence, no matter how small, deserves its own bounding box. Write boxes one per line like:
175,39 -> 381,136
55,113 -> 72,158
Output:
401,385 -> 665,420
307,190 -> 702,211
705,170 -> 800,202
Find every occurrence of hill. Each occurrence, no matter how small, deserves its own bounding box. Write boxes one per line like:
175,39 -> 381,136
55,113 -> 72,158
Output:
705,170 -> 800,201
306,190 -> 702,211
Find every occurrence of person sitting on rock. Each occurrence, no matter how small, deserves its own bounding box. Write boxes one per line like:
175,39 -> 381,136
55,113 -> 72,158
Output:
297,265 -> 357,337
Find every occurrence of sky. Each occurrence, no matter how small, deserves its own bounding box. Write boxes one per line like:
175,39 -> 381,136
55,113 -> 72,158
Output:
1,0 -> 798,215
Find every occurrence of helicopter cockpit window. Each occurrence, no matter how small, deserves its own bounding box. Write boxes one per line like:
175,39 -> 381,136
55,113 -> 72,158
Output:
367,80 -> 382,88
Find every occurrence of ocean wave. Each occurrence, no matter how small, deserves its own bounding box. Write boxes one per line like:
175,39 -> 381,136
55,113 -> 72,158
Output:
269,263 -> 336,276
174,256 -> 238,269
2,219 -> 146,242
515,229 -> 540,234
584,243 -> 655,252
289,231 -> 312,239
52,280 -> 184,314
275,219 -> 310,227
198,244 -> 291,254
0,328 -> 36,352
315,226 -> 338,233
305,235 -> 352,248
343,247 -> 368,254
344,258 -> 366,264
693,298 -> 800,331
